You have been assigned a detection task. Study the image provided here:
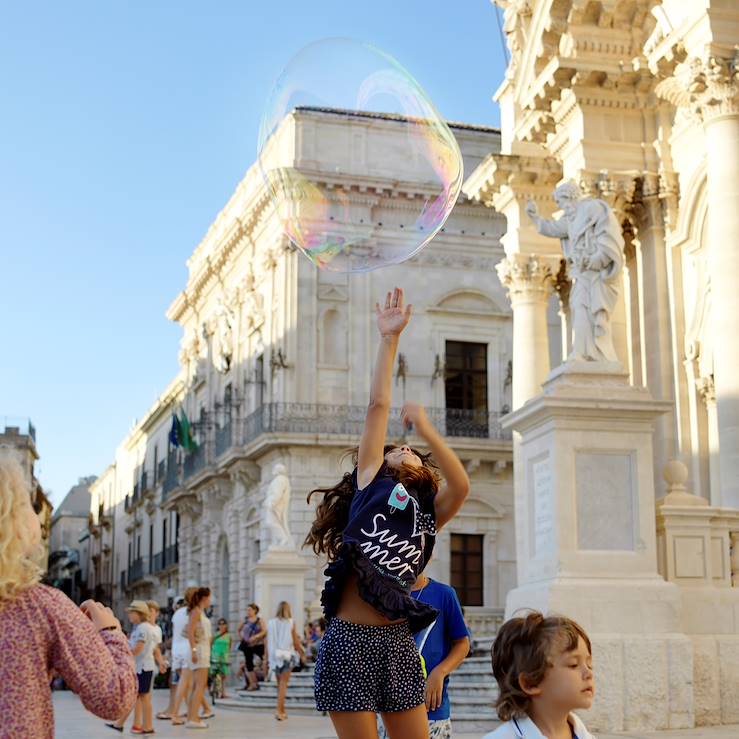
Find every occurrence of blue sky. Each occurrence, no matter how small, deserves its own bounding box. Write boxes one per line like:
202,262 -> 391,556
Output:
0,1 -> 507,506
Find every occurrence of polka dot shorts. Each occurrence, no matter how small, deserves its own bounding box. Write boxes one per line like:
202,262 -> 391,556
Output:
314,618 -> 426,713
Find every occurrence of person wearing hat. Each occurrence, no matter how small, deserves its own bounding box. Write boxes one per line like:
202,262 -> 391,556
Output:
106,600 -> 157,734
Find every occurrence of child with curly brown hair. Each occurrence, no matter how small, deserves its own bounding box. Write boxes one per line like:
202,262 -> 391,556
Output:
305,287 -> 470,739
483,611 -> 596,739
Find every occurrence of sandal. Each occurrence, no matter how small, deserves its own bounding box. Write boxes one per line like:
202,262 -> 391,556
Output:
155,713 -> 172,720
171,718 -> 186,726
104,725 -> 123,733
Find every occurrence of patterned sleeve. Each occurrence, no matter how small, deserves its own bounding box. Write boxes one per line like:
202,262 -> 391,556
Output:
42,587 -> 137,720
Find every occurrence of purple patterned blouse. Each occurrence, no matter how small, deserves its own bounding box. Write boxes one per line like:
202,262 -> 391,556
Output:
0,584 -> 137,739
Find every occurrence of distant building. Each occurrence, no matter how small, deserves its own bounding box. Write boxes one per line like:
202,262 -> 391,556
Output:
48,476 -> 96,603
0,418 -> 53,562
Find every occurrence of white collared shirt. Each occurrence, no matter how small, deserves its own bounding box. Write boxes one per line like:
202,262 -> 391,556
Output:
482,713 -> 595,739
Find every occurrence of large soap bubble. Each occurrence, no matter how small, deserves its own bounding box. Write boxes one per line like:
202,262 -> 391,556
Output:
257,38 -> 463,272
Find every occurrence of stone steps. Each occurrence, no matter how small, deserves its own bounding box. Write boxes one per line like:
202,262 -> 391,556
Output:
225,650 -> 500,728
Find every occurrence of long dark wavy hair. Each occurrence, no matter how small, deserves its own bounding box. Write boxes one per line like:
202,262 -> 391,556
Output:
303,445 -> 440,562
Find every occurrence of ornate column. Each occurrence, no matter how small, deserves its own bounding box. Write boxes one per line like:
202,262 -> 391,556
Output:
659,50 -> 739,508
496,254 -> 557,409
464,154 -> 562,409
696,376 -> 721,508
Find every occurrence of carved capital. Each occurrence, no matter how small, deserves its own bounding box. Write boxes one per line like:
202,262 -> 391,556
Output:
656,50 -> 739,123
696,375 -> 716,406
577,171 -> 638,225
496,253 -> 556,303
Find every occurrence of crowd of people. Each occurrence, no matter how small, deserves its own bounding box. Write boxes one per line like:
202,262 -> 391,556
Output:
0,288 -> 596,739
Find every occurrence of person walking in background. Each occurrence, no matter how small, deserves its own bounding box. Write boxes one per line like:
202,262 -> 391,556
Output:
237,603 -> 266,691
158,594 -> 189,721
106,600 -> 157,734
379,569 -> 470,739
210,618 -> 233,699
182,587 -> 213,729
265,601 -> 305,721
170,590 -> 213,727
0,450 -> 137,738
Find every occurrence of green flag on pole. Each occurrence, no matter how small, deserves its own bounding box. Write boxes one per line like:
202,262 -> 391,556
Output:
178,409 -> 197,452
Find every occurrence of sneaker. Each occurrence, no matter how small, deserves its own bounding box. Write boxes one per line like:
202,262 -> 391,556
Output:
185,721 -> 208,729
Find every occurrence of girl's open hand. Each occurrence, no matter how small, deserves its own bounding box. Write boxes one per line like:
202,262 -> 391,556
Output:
375,288 -> 412,337
401,402 -> 431,435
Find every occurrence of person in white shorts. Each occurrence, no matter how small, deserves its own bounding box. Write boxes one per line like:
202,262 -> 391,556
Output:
156,594 -> 189,721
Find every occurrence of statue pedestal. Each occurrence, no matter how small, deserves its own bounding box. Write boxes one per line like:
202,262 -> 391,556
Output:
253,548 -> 311,634
502,362 -> 694,732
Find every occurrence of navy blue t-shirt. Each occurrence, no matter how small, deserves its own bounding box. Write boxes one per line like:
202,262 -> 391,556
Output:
344,468 -> 437,588
411,579 -> 470,721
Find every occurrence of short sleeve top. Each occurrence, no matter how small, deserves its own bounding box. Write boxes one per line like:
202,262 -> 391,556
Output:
344,467 -> 437,587
319,466 -> 439,634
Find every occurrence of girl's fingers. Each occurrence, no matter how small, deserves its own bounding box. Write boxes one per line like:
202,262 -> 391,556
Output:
405,303 -> 413,320
385,292 -> 392,309
375,302 -> 381,316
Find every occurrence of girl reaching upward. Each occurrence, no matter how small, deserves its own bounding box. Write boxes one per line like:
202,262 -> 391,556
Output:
305,287 -> 470,739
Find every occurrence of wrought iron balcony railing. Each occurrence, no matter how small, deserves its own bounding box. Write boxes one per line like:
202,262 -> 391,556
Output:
161,404 -> 510,491
183,443 -> 206,480
162,459 -> 180,498
215,420 -> 233,458
241,403 -> 509,447
127,557 -> 145,585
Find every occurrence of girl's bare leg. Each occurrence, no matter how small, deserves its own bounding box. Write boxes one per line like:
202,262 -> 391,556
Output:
141,692 -> 154,731
330,711 -> 380,739
380,705 -> 430,739
133,696 -> 143,728
187,668 -> 209,722
171,668 -> 192,723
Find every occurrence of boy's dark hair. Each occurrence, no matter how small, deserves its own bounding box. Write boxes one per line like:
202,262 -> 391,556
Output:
303,445 -> 439,562
491,611 -> 591,721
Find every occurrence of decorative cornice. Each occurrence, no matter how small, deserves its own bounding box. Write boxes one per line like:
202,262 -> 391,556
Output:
463,153 -> 562,209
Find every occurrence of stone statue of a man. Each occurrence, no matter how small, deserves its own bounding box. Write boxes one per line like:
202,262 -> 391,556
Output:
526,181 -> 624,363
264,462 -> 293,550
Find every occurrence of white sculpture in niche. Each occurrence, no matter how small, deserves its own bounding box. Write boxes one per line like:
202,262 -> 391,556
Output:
264,462 -> 294,550
213,300 -> 234,374
526,181 -> 624,363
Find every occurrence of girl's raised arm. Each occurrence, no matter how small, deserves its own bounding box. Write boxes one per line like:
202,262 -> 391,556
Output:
357,287 -> 412,489
401,402 -> 470,529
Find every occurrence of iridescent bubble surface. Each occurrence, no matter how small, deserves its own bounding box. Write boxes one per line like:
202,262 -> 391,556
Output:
257,38 -> 463,272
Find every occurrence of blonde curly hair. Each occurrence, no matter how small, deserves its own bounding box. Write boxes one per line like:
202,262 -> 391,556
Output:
0,449 -> 43,603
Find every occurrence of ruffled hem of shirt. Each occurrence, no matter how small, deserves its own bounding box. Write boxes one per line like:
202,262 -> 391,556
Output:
320,540 -> 438,635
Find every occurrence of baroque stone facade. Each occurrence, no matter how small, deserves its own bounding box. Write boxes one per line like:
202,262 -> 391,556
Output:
88,109 -> 515,639
462,0 -> 739,730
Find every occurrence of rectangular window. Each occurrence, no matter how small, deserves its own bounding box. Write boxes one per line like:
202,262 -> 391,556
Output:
256,354 -> 265,407
163,519 -> 168,549
148,525 -> 153,572
444,341 -> 488,438
153,445 -> 158,482
450,533 -> 484,607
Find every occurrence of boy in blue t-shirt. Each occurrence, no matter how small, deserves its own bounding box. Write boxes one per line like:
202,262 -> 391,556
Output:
379,571 -> 471,738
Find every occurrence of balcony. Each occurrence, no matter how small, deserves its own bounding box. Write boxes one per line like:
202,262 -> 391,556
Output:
183,443 -> 206,480
156,459 -> 166,485
162,456 -> 180,499
127,557 -> 145,585
241,403 -> 510,446
215,419 -> 233,458
151,544 -> 179,573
